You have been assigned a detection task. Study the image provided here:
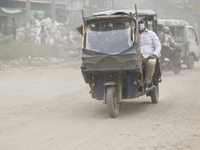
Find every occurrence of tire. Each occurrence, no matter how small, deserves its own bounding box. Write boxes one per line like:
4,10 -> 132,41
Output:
186,56 -> 194,69
173,60 -> 181,74
151,85 -> 159,104
106,86 -> 120,118
160,59 -> 164,74
160,65 -> 164,75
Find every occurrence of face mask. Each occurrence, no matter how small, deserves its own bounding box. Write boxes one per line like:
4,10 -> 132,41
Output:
138,23 -> 145,31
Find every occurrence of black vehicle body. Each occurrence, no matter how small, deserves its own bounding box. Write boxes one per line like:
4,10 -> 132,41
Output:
160,46 -> 183,74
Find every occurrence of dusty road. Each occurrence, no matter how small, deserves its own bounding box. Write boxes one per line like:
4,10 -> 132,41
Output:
0,62 -> 200,150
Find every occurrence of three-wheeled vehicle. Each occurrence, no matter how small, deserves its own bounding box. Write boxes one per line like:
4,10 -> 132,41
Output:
80,9 -> 160,118
158,19 -> 199,69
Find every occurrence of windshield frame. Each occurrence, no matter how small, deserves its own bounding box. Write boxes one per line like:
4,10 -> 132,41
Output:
84,17 -> 135,54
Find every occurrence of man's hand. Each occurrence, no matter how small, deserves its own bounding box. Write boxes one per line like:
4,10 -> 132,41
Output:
148,54 -> 157,59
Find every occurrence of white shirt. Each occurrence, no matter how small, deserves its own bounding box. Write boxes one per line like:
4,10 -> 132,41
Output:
163,34 -> 177,47
140,29 -> 161,58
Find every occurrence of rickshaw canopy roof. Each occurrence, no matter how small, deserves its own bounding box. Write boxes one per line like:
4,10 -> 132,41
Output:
158,19 -> 190,27
87,9 -> 157,22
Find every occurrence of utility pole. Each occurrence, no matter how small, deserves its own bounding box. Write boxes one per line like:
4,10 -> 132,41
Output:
25,0 -> 31,40
51,0 -> 56,33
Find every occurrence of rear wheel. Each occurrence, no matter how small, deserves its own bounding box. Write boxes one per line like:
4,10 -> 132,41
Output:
160,63 -> 164,74
150,85 -> 159,103
160,58 -> 165,74
186,56 -> 194,69
106,86 -> 120,118
173,60 -> 181,74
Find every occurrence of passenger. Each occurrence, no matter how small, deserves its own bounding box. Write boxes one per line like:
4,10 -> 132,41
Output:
107,22 -> 129,53
101,23 -> 112,40
138,19 -> 161,91
161,26 -> 180,64
100,23 -> 112,52
102,23 -> 112,31
88,24 -> 104,52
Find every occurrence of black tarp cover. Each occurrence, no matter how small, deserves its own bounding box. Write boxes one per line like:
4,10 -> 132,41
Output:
81,42 -> 142,79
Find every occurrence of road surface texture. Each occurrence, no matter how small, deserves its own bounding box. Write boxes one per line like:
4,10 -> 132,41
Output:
0,62 -> 200,150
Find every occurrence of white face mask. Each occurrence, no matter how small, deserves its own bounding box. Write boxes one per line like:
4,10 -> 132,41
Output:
138,23 -> 145,31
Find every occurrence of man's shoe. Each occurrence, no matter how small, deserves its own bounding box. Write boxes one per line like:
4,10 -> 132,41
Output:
144,83 -> 149,91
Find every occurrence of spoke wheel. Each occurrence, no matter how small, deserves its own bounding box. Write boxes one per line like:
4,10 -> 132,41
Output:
106,86 -> 120,118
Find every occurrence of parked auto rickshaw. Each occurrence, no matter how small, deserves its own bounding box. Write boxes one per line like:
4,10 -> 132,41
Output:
79,9 -> 160,118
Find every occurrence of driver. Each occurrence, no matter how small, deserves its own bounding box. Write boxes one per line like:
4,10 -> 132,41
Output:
139,19 -> 161,91
107,22 -> 129,53
161,26 -> 180,64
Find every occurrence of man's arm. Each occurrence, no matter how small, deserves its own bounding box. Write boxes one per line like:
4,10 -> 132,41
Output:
152,32 -> 161,58
169,36 -> 179,48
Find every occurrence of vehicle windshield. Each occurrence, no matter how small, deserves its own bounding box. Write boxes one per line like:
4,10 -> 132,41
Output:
85,19 -> 134,54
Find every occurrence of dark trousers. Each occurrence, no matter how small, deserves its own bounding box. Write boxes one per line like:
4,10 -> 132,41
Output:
156,58 -> 161,77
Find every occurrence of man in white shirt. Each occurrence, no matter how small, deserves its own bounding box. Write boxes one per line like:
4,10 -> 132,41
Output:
139,19 -> 161,91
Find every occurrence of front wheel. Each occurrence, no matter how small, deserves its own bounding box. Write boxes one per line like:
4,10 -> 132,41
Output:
173,60 -> 181,74
106,86 -> 120,118
150,85 -> 159,103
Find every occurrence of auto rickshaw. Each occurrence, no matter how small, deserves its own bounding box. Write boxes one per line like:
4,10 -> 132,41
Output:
79,9 -> 160,118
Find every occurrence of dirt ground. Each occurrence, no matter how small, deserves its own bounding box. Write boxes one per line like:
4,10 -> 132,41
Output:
0,61 -> 200,150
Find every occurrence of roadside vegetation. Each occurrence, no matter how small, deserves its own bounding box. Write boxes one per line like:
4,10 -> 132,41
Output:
0,38 -> 81,68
